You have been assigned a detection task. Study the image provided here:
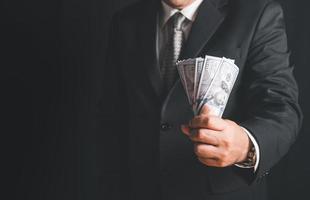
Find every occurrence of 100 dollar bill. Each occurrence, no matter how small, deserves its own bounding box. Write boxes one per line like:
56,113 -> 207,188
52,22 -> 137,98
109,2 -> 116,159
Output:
196,58 -> 239,116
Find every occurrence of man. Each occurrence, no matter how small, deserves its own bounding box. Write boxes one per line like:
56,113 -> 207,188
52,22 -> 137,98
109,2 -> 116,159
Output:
99,0 -> 302,199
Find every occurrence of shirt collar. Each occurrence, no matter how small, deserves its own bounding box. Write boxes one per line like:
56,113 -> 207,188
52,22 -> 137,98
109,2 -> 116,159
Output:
160,0 -> 204,28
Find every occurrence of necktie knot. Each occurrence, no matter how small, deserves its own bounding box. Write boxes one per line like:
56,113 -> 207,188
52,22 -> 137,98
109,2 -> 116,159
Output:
173,12 -> 186,30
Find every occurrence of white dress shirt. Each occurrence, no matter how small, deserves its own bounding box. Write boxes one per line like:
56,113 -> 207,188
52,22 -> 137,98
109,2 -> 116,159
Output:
156,0 -> 260,171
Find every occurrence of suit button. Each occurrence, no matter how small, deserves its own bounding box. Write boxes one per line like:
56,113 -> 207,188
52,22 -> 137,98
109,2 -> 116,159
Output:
161,123 -> 172,131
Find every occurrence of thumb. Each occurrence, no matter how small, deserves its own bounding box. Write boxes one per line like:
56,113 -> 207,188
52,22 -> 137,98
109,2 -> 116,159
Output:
199,105 -> 212,116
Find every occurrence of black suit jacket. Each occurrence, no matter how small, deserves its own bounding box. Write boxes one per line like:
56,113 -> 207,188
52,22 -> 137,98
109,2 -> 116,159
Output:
98,0 -> 302,199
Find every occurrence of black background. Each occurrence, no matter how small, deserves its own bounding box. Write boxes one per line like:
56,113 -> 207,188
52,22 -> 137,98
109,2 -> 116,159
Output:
2,0 -> 309,199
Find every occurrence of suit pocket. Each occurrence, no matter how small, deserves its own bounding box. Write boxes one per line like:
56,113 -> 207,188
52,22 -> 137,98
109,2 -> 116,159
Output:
207,166 -> 255,194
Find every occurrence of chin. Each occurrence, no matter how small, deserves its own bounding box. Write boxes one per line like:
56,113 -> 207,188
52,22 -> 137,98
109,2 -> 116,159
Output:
164,0 -> 195,9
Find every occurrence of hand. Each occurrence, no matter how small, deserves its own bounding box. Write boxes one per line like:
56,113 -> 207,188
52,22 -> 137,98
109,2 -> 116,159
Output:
181,106 -> 250,167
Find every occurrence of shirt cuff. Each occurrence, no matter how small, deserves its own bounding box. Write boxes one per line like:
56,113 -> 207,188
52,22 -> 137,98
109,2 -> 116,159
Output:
234,127 -> 260,172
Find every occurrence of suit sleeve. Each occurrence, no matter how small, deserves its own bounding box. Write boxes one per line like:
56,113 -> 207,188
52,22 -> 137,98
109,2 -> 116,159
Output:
96,12 -> 130,199
239,1 -> 303,182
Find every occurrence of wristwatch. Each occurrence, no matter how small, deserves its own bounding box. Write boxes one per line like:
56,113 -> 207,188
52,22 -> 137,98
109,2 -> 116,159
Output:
238,145 -> 257,168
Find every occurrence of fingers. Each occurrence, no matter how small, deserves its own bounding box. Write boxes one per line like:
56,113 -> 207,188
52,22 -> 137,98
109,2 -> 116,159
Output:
197,157 -> 230,168
194,143 -> 219,159
195,143 -> 231,167
189,129 -> 219,146
200,105 -> 212,115
197,157 -> 220,167
181,125 -> 190,136
189,115 -> 226,131
193,143 -> 233,167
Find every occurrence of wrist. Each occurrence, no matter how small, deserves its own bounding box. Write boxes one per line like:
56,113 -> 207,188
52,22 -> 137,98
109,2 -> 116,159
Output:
235,127 -> 259,170
237,128 -> 251,163
237,141 -> 256,167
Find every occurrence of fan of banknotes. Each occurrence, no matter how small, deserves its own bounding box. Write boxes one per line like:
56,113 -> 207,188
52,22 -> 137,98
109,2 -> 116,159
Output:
176,55 -> 239,117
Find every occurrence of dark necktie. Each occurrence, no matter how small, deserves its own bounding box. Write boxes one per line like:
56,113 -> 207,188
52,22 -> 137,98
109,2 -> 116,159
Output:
160,12 -> 187,92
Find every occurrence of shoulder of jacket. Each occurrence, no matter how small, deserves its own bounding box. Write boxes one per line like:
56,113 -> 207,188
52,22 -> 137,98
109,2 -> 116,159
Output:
235,0 -> 279,10
232,0 -> 282,17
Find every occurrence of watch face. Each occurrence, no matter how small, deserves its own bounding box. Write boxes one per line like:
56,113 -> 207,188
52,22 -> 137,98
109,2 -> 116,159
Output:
247,146 -> 256,165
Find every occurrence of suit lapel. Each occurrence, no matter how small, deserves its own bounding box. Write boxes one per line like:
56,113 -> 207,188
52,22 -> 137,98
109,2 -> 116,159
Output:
180,0 -> 228,60
137,0 -> 163,100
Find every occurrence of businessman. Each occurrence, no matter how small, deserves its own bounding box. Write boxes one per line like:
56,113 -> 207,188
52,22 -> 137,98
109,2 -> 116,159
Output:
99,0 -> 302,199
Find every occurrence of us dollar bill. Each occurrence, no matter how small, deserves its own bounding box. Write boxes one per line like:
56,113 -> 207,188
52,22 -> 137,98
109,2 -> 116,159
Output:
177,62 -> 191,104
177,59 -> 196,105
193,58 -> 205,110
197,58 -> 239,116
195,55 -> 223,112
